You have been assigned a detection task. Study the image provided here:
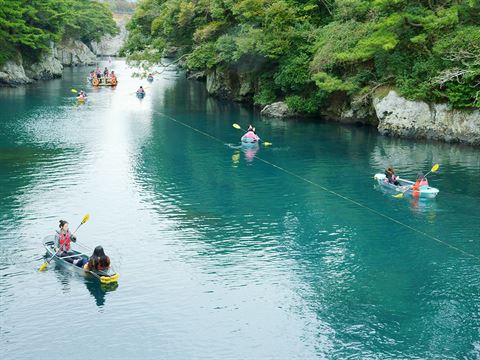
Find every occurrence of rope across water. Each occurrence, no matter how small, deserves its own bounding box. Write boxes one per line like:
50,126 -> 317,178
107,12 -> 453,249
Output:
155,110 -> 480,262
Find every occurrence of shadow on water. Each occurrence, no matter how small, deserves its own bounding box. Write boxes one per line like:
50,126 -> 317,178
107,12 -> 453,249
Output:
52,263 -> 118,307
85,280 -> 119,307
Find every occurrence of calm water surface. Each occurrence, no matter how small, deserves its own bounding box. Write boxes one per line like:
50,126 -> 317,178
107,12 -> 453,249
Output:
1,60 -> 480,359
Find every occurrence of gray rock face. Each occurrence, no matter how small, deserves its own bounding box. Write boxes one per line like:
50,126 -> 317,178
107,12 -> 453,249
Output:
92,14 -> 129,57
0,59 -> 31,85
206,67 -> 256,101
57,39 -> 96,66
92,28 -> 127,57
320,93 -> 377,124
373,90 -> 480,145
1,37 -> 99,86
25,50 -> 62,80
261,102 -> 293,118
187,70 -> 206,81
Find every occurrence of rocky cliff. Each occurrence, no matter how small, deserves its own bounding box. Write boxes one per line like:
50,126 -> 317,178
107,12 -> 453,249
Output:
373,90 -> 480,145
0,39 -> 96,86
92,13 -> 129,56
206,66 -> 256,102
57,38 -> 96,66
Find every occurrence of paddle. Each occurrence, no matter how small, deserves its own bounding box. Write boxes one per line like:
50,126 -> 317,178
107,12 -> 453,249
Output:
232,123 -> 272,146
39,214 -> 90,271
393,164 -> 440,199
71,89 -> 78,93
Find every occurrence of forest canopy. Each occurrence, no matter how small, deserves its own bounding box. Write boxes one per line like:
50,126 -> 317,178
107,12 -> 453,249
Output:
122,0 -> 480,110
0,0 -> 118,64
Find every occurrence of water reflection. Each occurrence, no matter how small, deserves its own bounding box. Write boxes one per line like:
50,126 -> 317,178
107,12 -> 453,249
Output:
53,263 -> 118,307
85,280 -> 118,307
241,143 -> 259,162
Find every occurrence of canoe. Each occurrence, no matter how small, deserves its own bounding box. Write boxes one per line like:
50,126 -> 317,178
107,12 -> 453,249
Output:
43,236 -> 119,284
373,173 -> 439,198
147,77 -> 154,82
136,91 -> 145,98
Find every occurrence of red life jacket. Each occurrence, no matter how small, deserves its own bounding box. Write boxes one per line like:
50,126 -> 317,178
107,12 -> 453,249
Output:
59,232 -> 71,252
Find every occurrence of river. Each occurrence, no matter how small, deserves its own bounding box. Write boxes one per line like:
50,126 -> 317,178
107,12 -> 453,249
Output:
1,60 -> 480,359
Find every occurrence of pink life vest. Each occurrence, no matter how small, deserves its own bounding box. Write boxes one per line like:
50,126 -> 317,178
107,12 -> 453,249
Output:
59,232 -> 72,252
243,131 -> 259,141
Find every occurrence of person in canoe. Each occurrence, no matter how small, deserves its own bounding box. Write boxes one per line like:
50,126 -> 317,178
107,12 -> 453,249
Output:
412,173 -> 429,191
54,220 -> 77,261
103,67 -> 109,78
243,125 -> 260,142
83,246 -> 111,272
137,86 -> 145,94
385,167 -> 399,185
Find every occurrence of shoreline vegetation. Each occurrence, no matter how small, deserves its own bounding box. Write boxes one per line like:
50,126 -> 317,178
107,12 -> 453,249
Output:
121,0 -> 480,145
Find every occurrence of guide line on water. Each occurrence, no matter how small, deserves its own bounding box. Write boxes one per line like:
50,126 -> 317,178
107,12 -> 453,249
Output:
155,110 -> 480,262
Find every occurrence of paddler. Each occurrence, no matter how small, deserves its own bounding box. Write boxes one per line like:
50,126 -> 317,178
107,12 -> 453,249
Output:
83,246 -> 111,271
385,167 -> 399,185
54,220 -> 77,261
412,173 -> 429,191
243,125 -> 260,142
77,89 -> 87,101
137,86 -> 145,95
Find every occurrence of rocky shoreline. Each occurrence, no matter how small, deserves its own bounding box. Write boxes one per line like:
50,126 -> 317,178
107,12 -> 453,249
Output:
190,67 -> 480,146
0,39 -> 96,86
0,13 -> 129,87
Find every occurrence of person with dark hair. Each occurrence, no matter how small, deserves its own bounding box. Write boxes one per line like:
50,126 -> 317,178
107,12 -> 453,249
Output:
54,220 -> 77,261
83,246 -> 111,272
385,167 -> 400,185
242,124 -> 260,142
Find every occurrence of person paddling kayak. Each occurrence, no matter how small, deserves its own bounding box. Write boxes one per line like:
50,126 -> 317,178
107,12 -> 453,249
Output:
242,125 -> 260,142
77,89 -> 87,99
54,220 -> 77,260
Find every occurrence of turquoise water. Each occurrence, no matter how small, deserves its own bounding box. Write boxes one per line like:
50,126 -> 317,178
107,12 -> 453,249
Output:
1,60 -> 480,359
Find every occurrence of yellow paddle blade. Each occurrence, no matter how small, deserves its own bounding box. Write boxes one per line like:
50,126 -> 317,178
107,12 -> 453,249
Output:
232,123 -> 241,130
71,89 -> 78,93
81,213 -> 90,224
39,261 -> 49,271
431,164 -> 440,172
100,274 -> 119,283
263,142 -> 272,146
393,193 -> 404,199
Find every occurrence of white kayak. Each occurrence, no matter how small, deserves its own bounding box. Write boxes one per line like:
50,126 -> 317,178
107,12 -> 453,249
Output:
373,173 -> 439,198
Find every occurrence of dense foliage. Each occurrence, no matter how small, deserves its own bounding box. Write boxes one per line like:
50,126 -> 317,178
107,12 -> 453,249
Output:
123,0 -> 480,110
0,0 -> 118,64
